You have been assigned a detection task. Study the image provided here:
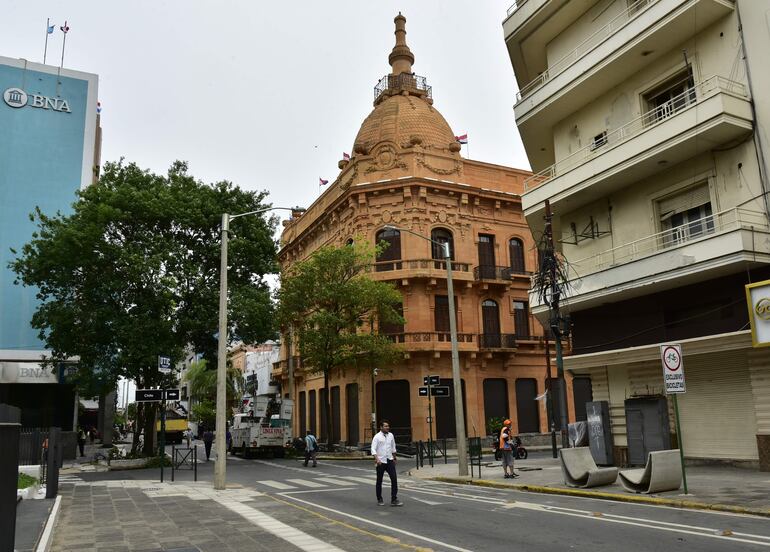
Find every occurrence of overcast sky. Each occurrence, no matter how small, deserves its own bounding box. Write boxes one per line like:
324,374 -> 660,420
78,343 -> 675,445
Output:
2,1 -> 528,218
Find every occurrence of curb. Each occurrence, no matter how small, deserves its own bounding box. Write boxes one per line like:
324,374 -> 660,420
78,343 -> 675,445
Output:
35,494 -> 62,552
431,477 -> 770,518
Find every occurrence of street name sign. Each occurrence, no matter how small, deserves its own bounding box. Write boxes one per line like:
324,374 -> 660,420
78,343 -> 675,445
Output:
165,389 -> 180,401
136,389 -> 163,402
418,386 -> 429,397
423,375 -> 440,386
431,386 -> 450,397
661,344 -> 686,394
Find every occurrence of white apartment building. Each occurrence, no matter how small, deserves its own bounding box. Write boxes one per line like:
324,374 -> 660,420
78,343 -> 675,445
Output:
504,0 -> 770,469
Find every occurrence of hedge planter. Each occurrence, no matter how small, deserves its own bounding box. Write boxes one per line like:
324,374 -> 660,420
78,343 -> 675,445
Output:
107,458 -> 150,470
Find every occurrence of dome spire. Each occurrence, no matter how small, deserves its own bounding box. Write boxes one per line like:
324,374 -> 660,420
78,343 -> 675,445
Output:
389,12 -> 414,75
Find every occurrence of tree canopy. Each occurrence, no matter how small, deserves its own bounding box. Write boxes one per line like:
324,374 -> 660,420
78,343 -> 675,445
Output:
11,160 -> 278,453
277,242 -> 404,444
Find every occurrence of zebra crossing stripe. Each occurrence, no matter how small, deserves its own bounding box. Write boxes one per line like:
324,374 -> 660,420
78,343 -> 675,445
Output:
340,476 -> 376,485
257,480 -> 295,490
315,477 -> 356,486
286,478 -> 327,488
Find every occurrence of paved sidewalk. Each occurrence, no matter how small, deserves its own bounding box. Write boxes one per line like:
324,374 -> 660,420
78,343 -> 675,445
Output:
15,498 -> 55,552
409,453 -> 770,515
49,479 -> 408,552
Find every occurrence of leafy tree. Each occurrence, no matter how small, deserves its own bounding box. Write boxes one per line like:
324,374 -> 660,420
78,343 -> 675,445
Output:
184,358 -> 243,429
277,242 -> 403,446
11,160 -> 278,455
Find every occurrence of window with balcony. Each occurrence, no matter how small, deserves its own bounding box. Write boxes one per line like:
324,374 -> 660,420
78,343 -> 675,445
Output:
375,228 -> 401,271
658,183 -> 714,247
481,299 -> 501,348
431,227 -> 455,268
434,296 -> 458,338
509,238 -> 526,274
643,67 -> 696,125
513,300 -> 530,339
477,234 -> 496,279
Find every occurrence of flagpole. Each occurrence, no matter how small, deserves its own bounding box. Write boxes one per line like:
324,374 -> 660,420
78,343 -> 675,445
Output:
60,21 -> 68,68
44,18 -> 50,64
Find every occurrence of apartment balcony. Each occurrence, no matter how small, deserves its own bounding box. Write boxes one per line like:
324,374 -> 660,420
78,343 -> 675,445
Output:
384,332 -> 478,353
530,207 -> 770,318
368,258 -> 474,285
510,0 -> 736,171
522,76 -> 753,230
478,333 -> 518,351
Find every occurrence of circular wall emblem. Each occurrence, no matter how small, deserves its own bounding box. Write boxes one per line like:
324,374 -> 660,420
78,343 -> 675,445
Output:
3,87 -> 28,108
756,297 -> 770,321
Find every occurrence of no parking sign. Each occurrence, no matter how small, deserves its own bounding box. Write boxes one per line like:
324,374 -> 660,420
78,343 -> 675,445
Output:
661,344 -> 686,394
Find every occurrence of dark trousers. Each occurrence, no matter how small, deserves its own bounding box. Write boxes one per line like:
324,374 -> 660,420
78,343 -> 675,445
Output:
376,461 -> 398,501
204,441 -> 213,460
304,449 -> 317,466
77,439 -> 85,457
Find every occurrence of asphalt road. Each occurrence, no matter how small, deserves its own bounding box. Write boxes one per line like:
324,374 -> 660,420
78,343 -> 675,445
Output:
79,453 -> 770,551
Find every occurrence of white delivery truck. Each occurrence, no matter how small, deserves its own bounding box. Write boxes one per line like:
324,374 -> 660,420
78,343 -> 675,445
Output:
230,395 -> 293,458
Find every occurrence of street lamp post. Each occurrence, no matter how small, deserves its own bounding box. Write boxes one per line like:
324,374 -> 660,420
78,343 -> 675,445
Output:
384,225 -> 468,477
214,206 -> 302,490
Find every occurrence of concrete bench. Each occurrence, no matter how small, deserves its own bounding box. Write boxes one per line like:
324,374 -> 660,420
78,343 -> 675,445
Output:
619,449 -> 682,494
559,447 -> 619,488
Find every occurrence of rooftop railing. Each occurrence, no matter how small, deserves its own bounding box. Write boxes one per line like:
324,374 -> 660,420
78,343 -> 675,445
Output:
523,76 -> 748,191
515,0 -> 658,103
569,206 -> 769,278
374,73 -> 432,103
506,0 -> 529,17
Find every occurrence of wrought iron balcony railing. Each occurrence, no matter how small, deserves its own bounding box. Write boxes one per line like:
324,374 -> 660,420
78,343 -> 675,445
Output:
473,265 -> 513,281
479,334 -> 517,349
374,73 -> 432,102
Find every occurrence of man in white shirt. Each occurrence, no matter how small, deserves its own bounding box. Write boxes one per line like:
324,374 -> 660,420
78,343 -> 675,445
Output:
370,420 -> 403,506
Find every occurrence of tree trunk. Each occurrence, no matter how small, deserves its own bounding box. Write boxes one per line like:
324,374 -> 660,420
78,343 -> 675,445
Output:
141,402 -> 156,457
324,371 -> 332,448
131,403 -> 143,455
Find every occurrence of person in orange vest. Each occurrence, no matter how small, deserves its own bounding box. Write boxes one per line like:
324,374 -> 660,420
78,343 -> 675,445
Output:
499,419 -> 518,479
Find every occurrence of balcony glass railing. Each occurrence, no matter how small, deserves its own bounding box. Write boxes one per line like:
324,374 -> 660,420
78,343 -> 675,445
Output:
515,0 -> 658,103
524,76 -> 748,190
570,207 -> 769,278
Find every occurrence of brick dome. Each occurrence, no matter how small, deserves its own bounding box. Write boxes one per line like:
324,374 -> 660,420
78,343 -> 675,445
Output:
353,94 -> 458,153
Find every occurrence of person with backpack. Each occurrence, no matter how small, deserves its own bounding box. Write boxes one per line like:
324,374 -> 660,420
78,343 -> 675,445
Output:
500,419 -> 518,479
304,430 -> 318,467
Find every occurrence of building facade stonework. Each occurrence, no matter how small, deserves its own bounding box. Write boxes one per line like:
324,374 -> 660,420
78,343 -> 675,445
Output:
275,14 -> 574,446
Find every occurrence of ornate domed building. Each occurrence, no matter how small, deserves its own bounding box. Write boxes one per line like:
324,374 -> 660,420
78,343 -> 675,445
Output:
277,15 -> 575,446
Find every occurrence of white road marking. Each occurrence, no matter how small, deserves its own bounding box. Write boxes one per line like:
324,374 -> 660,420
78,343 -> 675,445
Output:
257,480 -> 295,490
410,496 -> 448,506
282,487 -> 356,495
287,478 -> 327,488
281,493 -> 476,552
213,494 -> 346,552
316,477 -> 359,486
340,476 -> 378,485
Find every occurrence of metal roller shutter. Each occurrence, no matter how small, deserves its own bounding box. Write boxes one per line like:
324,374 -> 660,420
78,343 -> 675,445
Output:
677,349 -> 758,460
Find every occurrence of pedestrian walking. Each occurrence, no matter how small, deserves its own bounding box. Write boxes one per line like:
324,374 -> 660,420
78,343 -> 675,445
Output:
88,426 -> 96,444
203,429 -> 214,461
226,429 -> 232,452
304,430 -> 318,467
184,428 -> 192,448
371,420 -> 403,506
77,427 -> 86,457
499,419 -> 517,479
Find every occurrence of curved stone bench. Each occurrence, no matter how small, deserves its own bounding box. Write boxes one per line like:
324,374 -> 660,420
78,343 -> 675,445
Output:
559,447 -> 618,488
619,449 -> 682,494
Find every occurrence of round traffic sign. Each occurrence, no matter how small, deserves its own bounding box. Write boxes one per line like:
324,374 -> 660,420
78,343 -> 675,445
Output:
662,346 -> 681,372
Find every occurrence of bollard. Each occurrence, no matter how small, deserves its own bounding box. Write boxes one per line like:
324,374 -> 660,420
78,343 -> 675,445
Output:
194,445 -> 198,482
0,404 -> 22,552
45,427 -> 61,499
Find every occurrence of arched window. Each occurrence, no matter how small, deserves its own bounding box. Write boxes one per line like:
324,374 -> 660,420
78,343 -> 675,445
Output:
375,228 -> 401,271
509,238 -> 526,274
430,227 -> 454,262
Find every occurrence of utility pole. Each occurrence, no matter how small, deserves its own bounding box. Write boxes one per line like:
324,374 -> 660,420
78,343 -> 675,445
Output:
543,200 -> 570,450
543,331 -> 557,458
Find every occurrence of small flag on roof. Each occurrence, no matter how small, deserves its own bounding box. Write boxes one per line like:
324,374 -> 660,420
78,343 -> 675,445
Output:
343,152 -> 351,161
96,101 -> 102,114
47,24 -> 55,34
60,23 -> 70,33
455,134 -> 468,145
319,177 -> 329,186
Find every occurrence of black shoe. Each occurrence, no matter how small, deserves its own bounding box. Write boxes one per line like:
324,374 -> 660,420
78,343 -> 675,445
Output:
504,474 -> 510,479
512,473 -> 520,478
377,499 -> 385,506
312,464 -> 317,467
391,499 -> 404,507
